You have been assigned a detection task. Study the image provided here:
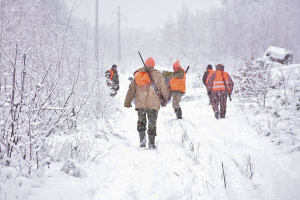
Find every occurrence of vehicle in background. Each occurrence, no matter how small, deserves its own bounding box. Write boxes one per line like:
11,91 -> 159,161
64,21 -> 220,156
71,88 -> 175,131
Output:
257,46 -> 293,67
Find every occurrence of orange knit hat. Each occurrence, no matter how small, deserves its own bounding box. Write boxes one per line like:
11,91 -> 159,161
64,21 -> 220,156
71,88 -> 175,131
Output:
173,60 -> 181,69
145,57 -> 155,67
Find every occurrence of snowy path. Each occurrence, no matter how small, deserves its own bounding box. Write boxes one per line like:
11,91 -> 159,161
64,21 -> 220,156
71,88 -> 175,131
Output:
28,74 -> 300,200
86,74 -> 299,200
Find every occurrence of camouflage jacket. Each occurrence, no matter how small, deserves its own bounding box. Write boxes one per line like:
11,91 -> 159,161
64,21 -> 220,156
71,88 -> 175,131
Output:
105,69 -> 119,91
202,71 -> 209,85
162,69 -> 184,79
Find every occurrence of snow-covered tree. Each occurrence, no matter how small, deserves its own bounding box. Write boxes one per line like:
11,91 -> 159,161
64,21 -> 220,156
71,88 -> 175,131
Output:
0,0 -> 115,175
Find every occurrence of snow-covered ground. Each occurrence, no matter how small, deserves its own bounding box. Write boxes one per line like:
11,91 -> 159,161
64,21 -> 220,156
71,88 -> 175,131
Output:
1,72 -> 300,200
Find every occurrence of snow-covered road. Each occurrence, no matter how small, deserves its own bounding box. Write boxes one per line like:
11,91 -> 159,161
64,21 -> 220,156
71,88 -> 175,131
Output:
89,74 -> 300,200
27,74 -> 300,200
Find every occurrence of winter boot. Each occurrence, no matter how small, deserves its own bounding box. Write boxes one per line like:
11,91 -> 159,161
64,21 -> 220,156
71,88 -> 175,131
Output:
139,131 -> 146,148
148,135 -> 156,149
175,108 -> 183,119
215,110 -> 220,120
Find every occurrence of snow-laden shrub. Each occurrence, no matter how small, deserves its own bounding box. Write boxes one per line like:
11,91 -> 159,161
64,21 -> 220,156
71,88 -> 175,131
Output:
0,167 -> 13,183
0,0 -> 116,177
233,55 -> 279,108
240,61 -> 300,151
233,54 -> 300,151
0,167 -> 33,199
61,159 -> 86,178
48,132 -> 102,165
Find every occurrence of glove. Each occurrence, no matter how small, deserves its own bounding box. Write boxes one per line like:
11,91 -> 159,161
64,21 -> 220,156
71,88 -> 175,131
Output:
124,103 -> 132,108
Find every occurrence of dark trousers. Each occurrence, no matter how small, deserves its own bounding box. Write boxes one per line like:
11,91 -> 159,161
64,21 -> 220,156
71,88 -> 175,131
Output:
137,109 -> 158,136
211,90 -> 227,118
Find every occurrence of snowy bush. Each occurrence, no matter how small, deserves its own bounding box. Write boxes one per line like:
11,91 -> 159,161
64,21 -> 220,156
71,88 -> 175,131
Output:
50,133 -> 97,164
61,160 -> 86,178
235,55 -> 300,151
266,65 -> 299,144
0,0 -> 116,177
0,167 -> 34,199
234,55 -> 278,108
0,49 -> 78,175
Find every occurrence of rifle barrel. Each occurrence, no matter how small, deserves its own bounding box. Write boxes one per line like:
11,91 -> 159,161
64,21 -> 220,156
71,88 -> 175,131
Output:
138,51 -> 165,105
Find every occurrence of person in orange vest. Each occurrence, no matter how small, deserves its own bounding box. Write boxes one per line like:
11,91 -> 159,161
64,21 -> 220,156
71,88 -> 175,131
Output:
105,64 -> 119,97
124,58 -> 168,149
162,60 -> 186,119
202,64 -> 215,105
206,64 -> 234,119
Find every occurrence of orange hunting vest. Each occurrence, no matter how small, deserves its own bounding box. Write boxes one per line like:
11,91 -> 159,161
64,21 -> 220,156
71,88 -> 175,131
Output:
108,70 -> 114,86
170,67 -> 186,93
212,70 -> 231,93
108,70 -> 114,81
134,72 -> 151,86
206,69 -> 215,84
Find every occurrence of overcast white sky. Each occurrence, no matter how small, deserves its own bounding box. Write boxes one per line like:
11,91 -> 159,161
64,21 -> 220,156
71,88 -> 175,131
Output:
64,0 -> 222,28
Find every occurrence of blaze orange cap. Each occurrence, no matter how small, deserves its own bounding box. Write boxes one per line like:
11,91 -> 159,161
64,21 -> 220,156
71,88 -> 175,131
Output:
145,57 -> 155,67
173,60 -> 181,69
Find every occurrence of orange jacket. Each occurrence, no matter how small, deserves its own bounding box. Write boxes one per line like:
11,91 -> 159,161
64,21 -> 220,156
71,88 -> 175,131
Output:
212,71 -> 231,93
134,71 -> 151,86
170,67 -> 186,93
206,69 -> 215,84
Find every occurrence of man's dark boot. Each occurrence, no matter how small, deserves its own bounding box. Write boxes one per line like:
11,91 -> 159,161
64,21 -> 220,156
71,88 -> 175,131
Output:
215,110 -> 220,120
148,135 -> 156,149
139,131 -> 146,148
175,108 -> 182,119
178,108 -> 182,119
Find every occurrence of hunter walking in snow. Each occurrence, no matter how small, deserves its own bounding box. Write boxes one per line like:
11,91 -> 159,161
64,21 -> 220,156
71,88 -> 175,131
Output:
202,64 -> 215,105
162,60 -> 186,119
207,64 -> 234,119
124,57 -> 168,149
105,64 -> 120,97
